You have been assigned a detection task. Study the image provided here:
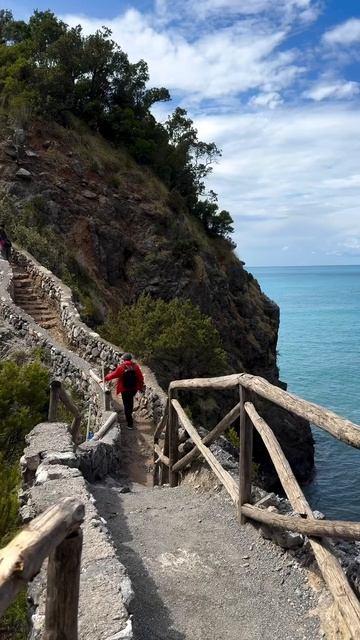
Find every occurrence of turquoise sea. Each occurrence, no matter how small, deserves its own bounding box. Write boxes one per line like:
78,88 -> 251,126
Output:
250,266 -> 360,521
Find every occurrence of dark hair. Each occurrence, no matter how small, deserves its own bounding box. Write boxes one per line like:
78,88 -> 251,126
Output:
122,353 -> 133,361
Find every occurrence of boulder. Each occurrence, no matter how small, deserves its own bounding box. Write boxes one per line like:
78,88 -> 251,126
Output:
82,189 -> 98,200
16,168 -> 32,180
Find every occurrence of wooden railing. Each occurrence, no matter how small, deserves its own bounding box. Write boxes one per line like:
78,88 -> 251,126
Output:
0,497 -> 84,640
89,369 -> 111,411
154,372 -> 360,640
48,379 -> 82,441
48,373 -> 116,443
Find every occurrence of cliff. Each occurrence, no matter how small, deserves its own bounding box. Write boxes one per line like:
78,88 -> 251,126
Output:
0,118 -> 314,484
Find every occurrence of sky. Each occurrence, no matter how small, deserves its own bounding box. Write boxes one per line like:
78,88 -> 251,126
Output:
7,0 -> 360,266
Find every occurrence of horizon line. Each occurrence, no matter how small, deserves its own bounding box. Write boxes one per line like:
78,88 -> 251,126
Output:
247,264 -> 360,268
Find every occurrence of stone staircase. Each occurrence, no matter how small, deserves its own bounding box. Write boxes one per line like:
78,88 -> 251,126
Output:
12,266 -> 59,331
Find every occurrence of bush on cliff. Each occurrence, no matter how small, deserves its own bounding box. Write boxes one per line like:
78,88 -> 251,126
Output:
102,294 -> 228,386
0,359 -> 49,467
0,357 -> 49,638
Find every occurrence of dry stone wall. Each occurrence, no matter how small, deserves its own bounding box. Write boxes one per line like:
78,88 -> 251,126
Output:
21,421 -> 134,640
12,247 -> 167,424
0,247 -> 169,638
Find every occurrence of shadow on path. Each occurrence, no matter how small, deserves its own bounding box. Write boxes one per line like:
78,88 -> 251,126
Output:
92,481 -> 186,640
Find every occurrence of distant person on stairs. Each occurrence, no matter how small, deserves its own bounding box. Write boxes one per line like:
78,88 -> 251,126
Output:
0,225 -> 11,261
104,353 -> 145,429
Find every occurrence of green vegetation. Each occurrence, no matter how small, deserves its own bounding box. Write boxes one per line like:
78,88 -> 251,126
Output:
0,356 -> 49,639
0,8 -> 234,243
102,294 -> 228,385
227,426 -> 240,449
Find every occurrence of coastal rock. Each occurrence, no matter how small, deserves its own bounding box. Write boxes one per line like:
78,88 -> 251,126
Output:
0,120 -> 315,485
16,168 -> 32,180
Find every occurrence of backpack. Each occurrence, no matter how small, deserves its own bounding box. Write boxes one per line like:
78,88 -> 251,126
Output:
123,364 -> 137,389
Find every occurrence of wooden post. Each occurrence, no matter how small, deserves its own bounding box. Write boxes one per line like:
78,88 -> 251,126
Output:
48,380 -> 61,421
168,391 -> 179,487
159,423 -> 169,486
70,416 -> 82,443
0,498 -> 84,616
239,385 -> 252,524
44,529 -> 83,640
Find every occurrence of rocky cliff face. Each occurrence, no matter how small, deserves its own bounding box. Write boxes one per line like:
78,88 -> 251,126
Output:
0,119 -> 314,485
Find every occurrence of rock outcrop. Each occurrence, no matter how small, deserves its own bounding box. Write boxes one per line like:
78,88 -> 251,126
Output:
0,121 -> 314,484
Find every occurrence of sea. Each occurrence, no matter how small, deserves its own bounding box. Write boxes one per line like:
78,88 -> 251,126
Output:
250,265 -> 360,522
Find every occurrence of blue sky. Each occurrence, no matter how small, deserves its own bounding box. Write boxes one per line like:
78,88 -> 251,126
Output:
8,0 -> 360,266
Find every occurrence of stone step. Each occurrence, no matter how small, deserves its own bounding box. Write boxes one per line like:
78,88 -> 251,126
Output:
13,273 -> 32,280
14,295 -> 42,303
14,280 -> 33,289
16,303 -> 50,311
40,319 -> 58,329
27,312 -> 56,321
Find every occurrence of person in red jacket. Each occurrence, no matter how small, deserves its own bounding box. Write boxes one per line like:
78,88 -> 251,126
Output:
105,353 -> 144,429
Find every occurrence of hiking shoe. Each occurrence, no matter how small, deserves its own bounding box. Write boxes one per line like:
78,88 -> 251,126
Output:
127,423 -> 134,430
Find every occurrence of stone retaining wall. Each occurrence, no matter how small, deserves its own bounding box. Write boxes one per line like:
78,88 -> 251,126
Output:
21,421 -> 133,640
0,256 -> 107,433
0,248 -> 169,638
12,247 -> 167,424
0,248 -> 170,640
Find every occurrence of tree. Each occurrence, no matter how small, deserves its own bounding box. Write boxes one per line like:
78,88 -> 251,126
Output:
102,295 -> 228,386
0,9 -> 235,242
0,9 -> 29,45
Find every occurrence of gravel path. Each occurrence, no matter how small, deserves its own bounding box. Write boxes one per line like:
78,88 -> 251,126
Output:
92,481 -> 321,640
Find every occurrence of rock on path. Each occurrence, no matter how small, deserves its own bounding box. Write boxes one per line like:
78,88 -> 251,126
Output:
92,481 -> 321,640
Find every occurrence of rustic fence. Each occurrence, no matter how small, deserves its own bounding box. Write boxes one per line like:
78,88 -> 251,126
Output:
154,372 -> 360,640
0,497 -> 84,640
48,372 -> 117,443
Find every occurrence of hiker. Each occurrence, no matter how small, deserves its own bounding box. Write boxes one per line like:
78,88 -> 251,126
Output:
0,225 -> 11,261
104,353 -> 145,429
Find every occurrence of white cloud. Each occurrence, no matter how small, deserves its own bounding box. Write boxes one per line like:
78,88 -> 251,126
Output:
323,18 -> 360,46
63,10 -> 303,102
323,174 -> 360,189
193,106 -> 360,264
60,3 -> 360,265
250,92 -> 283,109
304,80 -> 360,101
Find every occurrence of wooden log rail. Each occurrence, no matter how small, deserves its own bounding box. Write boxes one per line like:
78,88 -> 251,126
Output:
48,374 -> 115,443
155,372 -> 360,639
169,373 -> 360,449
89,369 -> 111,411
48,379 -> 82,441
0,497 -> 84,640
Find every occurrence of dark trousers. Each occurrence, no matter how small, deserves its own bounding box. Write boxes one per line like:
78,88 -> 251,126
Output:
0,246 -> 10,261
121,390 -> 136,427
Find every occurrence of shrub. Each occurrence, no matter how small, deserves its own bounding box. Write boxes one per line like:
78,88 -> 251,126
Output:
0,357 -> 49,638
227,426 -> 240,449
0,359 -> 49,464
101,294 -> 228,386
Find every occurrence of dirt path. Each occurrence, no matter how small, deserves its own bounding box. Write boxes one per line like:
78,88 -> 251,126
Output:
10,262 -> 322,639
110,391 -> 155,487
93,481 -> 321,640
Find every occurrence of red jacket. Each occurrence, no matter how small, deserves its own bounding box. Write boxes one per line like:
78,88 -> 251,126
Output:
105,360 -> 144,395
